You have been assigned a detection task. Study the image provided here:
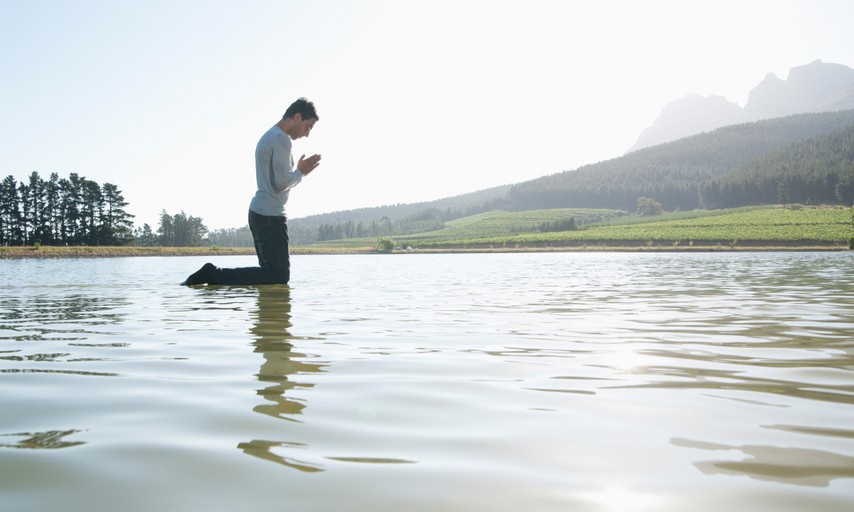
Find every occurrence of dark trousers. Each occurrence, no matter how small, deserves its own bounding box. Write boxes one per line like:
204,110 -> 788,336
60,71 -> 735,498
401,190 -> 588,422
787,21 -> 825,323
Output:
211,210 -> 290,285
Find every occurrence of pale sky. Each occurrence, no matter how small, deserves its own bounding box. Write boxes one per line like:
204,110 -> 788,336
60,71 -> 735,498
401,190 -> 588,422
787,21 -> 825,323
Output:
2,0 -> 852,230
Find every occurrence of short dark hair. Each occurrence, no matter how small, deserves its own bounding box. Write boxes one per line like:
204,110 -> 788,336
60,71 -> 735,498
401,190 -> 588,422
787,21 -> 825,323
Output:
284,97 -> 319,121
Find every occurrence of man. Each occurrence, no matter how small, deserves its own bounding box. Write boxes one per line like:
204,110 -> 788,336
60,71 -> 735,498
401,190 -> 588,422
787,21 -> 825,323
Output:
181,98 -> 321,286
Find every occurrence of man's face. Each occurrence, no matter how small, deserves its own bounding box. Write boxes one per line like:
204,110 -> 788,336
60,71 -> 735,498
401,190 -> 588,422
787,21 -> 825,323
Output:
293,115 -> 317,139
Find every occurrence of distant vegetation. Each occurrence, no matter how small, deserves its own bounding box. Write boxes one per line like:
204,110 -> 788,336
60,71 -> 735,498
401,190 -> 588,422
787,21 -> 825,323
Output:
310,205 -> 852,251
459,205 -> 852,249
0,171 -> 214,248
5,109 -> 854,251
3,204 -> 850,257
208,203 -> 854,251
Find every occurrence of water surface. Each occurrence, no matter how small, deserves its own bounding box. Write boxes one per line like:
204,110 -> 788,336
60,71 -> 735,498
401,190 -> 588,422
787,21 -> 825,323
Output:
1,252 -> 852,511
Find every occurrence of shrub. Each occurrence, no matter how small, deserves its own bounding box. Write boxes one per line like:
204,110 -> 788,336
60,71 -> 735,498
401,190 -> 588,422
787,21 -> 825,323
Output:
376,237 -> 395,253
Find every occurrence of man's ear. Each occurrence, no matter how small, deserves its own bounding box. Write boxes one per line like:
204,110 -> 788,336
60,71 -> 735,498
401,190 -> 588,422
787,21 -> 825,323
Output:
292,112 -> 303,122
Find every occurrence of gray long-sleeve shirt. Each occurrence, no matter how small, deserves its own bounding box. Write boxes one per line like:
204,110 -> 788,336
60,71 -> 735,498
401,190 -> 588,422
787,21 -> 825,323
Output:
248,125 -> 303,217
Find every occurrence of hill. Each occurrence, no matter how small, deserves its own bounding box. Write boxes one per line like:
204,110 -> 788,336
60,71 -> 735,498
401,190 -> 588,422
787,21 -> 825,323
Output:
505,109 -> 854,212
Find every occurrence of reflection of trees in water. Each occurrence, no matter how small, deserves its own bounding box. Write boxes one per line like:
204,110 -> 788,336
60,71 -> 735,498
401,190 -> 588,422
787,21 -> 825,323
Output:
238,285 -> 327,472
0,429 -> 86,449
0,293 -> 125,447
0,293 -> 128,342
0,293 -> 129,375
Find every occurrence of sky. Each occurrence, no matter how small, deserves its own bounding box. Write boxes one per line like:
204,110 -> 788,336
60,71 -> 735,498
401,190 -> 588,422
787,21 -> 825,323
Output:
2,0 -> 853,230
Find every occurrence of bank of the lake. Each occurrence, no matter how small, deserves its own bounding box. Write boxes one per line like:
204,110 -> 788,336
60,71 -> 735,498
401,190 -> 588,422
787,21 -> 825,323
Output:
0,245 -> 382,259
0,242 -> 849,259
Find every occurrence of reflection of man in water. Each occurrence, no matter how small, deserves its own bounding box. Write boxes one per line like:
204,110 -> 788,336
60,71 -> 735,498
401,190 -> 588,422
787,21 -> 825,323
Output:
250,286 -> 303,419
239,285 -> 325,472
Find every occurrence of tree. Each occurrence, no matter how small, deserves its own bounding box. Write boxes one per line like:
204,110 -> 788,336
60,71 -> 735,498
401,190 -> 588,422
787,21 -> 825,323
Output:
23,171 -> 49,244
376,236 -> 394,253
158,210 -> 208,246
636,196 -> 663,216
133,223 -> 158,246
0,176 -> 23,245
101,183 -> 135,245
157,210 -> 175,245
17,179 -> 32,244
776,180 -> 790,206
44,173 -> 61,244
60,174 -> 83,244
80,178 -> 104,244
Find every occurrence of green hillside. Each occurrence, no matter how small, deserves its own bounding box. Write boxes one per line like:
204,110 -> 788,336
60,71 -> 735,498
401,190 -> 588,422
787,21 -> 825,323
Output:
395,208 -> 623,243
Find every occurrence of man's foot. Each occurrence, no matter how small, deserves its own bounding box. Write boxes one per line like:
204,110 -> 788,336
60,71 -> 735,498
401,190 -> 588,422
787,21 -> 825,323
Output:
180,263 -> 216,286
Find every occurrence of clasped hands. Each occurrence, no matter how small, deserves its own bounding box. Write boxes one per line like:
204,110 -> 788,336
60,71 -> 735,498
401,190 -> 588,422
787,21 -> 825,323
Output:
297,154 -> 322,176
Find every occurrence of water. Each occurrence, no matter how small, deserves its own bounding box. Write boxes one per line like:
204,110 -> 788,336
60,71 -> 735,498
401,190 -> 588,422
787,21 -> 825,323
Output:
1,252 -> 852,511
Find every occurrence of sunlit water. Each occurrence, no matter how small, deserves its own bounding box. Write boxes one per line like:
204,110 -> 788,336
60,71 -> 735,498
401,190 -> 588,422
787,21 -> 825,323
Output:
1,252 -> 852,511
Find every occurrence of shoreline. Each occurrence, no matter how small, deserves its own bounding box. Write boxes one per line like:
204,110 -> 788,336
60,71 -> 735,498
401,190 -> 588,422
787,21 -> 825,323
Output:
0,243 -> 848,259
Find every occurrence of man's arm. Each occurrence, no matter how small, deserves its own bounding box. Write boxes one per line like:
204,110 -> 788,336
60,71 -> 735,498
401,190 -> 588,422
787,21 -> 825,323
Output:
271,141 -> 303,193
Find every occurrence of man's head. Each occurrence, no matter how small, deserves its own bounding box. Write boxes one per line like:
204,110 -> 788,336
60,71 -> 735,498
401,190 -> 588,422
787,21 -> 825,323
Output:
284,97 -> 319,121
281,97 -> 318,139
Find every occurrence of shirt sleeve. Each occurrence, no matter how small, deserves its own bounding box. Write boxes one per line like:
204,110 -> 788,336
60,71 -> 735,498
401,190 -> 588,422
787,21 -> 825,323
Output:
271,136 -> 303,193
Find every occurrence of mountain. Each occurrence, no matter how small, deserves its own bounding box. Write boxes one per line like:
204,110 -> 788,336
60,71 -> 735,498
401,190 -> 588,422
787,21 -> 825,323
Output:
629,94 -> 744,152
628,60 -> 854,152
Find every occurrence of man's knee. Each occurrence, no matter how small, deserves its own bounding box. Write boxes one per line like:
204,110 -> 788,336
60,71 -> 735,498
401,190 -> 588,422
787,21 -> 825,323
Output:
270,266 -> 289,284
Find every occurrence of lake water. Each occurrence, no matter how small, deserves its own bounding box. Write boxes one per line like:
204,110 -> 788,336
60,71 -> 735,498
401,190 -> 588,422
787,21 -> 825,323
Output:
1,252 -> 852,511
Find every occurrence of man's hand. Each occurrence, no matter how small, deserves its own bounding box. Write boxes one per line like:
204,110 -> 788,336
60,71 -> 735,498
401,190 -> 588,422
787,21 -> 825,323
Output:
297,154 -> 322,176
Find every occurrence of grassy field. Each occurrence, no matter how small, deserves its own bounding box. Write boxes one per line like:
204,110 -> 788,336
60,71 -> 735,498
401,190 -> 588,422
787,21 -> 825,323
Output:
2,205 -> 852,258
315,205 -> 854,251
311,208 -> 624,249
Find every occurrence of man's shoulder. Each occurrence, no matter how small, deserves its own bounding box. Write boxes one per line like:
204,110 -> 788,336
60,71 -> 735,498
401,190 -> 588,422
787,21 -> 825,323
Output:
261,125 -> 291,147
257,125 -> 292,151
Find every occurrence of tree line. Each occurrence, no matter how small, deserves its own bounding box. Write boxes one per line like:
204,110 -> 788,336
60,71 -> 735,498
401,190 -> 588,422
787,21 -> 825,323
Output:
0,171 -> 211,247
0,172 -> 134,246
131,210 -> 209,247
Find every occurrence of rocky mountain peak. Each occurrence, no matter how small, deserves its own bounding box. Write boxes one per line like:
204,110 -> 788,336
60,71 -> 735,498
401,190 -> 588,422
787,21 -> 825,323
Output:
628,60 -> 854,153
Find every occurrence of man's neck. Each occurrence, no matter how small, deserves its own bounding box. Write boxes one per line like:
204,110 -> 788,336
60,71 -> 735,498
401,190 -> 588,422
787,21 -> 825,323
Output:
275,118 -> 293,138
